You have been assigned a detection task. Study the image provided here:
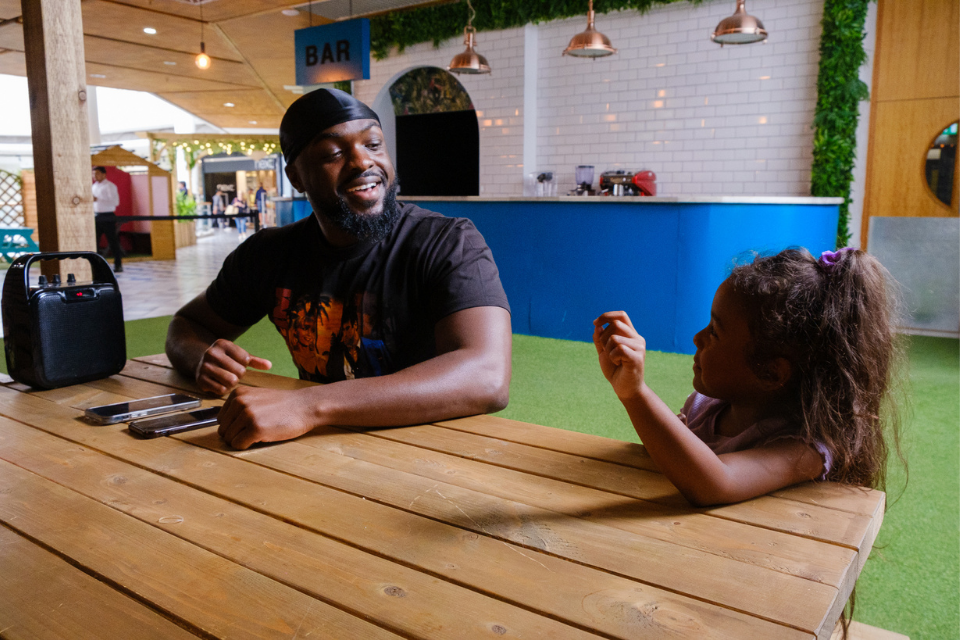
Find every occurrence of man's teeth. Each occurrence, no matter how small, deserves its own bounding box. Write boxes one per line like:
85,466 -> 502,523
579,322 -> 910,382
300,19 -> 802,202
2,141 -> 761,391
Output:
347,183 -> 378,193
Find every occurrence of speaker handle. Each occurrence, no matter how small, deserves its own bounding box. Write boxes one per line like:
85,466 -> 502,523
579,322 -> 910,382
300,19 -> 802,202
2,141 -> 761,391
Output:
13,252 -> 118,297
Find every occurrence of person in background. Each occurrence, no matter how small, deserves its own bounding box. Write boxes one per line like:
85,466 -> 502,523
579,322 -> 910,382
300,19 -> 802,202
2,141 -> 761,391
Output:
91,166 -> 123,273
178,181 -> 188,197
255,182 -> 268,227
211,188 -> 226,230
232,192 -> 249,240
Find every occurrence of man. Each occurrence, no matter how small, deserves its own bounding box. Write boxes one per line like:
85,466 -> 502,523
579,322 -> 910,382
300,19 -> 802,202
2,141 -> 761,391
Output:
91,166 -> 123,273
211,188 -> 227,230
166,89 -> 512,450
254,182 -> 268,227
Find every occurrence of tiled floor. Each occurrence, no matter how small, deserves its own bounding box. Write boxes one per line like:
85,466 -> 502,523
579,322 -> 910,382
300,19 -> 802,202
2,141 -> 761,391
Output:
117,229 -> 242,321
0,228 -> 242,333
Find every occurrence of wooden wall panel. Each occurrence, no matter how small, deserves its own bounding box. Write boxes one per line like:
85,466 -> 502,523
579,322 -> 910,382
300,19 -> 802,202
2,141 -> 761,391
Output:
863,99 -> 958,228
862,0 -> 960,246
873,0 -> 960,102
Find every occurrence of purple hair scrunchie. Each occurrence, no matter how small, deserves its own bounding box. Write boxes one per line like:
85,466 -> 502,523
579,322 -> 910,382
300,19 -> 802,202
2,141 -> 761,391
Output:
819,247 -> 856,271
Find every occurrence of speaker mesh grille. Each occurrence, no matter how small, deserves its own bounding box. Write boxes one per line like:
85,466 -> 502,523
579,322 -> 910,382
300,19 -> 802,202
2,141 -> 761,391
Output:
35,289 -> 125,384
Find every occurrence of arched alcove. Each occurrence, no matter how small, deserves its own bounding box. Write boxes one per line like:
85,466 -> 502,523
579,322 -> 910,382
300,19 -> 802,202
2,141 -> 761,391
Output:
371,66 -> 479,196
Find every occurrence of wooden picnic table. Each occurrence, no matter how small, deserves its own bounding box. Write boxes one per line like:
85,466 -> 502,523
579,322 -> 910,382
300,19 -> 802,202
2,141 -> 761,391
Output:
0,355 -> 884,639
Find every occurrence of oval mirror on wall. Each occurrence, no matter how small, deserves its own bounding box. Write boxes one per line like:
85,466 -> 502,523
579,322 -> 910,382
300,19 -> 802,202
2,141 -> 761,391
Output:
925,121 -> 957,207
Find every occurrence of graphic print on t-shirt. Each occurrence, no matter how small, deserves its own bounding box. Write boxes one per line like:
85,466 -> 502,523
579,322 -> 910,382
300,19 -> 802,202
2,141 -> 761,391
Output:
271,288 -> 392,382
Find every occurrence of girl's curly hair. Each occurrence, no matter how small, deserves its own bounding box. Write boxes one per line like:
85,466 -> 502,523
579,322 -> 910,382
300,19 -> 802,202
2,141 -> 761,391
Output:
728,248 -> 905,493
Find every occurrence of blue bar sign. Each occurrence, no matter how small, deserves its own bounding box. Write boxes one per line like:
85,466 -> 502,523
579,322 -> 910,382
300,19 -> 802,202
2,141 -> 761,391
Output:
295,19 -> 371,85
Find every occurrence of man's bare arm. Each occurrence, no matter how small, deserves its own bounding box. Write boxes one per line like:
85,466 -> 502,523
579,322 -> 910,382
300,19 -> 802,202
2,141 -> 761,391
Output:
165,293 -> 271,395
216,305 -> 512,450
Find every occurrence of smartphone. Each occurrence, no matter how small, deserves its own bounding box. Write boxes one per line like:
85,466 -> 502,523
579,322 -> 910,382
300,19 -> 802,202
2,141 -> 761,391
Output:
128,406 -> 220,439
84,394 -> 202,425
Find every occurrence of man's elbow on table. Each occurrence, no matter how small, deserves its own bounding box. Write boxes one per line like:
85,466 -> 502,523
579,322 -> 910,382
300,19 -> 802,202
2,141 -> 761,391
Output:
474,356 -> 510,414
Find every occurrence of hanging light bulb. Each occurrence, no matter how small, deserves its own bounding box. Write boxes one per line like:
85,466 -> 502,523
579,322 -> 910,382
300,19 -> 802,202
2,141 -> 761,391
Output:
711,0 -> 767,46
563,0 -> 616,58
195,2 -> 211,69
448,0 -> 490,75
195,42 -> 211,69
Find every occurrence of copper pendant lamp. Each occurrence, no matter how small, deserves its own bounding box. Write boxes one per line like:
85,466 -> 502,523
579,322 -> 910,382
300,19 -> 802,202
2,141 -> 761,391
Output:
448,0 -> 490,74
563,0 -> 616,58
711,0 -> 768,46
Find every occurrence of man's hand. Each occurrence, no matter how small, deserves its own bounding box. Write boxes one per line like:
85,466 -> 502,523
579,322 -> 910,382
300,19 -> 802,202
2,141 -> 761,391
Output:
593,311 -> 647,400
217,386 -> 316,450
196,339 -> 272,395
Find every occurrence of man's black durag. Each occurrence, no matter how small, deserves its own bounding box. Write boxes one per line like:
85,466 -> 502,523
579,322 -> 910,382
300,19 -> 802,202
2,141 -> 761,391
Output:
280,89 -> 381,167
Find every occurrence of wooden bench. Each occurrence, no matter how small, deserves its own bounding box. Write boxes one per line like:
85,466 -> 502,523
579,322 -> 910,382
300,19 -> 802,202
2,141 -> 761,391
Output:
0,227 -> 39,262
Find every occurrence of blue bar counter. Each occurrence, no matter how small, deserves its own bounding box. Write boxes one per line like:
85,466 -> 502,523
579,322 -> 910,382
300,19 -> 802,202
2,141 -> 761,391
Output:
273,197 -> 313,227
405,196 -> 842,354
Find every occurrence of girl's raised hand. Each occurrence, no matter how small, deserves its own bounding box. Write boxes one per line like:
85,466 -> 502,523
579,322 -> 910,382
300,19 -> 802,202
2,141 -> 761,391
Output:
593,311 -> 647,400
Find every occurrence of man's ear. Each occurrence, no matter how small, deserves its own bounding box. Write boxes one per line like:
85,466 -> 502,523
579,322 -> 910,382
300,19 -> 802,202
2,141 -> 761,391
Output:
285,162 -> 303,193
759,357 -> 793,391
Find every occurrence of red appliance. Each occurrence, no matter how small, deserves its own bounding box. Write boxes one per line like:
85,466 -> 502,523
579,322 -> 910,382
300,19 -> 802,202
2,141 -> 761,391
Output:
632,170 -> 656,196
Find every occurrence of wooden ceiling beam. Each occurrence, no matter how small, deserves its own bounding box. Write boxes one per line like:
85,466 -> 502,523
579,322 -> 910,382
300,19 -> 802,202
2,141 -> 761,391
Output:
211,23 -> 286,115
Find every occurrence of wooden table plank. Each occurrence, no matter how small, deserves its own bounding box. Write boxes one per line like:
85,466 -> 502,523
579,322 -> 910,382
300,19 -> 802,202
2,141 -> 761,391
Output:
225,434 -> 840,632
0,417 -> 593,640
435,415 -> 886,516
295,425 -> 856,587
0,388 -> 812,640
0,525 -> 200,640
0,458 -> 403,640
361,424 -> 876,550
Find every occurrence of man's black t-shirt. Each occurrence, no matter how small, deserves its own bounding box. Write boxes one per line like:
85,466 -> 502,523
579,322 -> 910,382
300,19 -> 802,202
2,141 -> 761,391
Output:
206,203 -> 510,383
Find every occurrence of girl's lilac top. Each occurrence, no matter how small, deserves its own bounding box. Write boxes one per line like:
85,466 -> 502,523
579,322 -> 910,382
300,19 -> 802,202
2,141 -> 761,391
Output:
678,392 -> 832,481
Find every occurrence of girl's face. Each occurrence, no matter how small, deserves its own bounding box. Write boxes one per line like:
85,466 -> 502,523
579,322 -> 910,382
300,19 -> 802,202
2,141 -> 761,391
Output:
692,281 -> 770,402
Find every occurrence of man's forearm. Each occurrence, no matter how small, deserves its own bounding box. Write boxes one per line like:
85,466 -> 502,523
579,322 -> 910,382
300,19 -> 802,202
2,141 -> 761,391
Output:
304,346 -> 509,429
165,314 -> 216,379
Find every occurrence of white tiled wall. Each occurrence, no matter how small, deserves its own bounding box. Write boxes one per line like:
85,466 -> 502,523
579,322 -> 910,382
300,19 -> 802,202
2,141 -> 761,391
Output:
354,27 -> 527,195
354,0 -> 831,197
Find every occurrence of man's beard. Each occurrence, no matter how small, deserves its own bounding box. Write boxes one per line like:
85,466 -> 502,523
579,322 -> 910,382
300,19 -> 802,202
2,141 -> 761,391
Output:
326,177 -> 401,242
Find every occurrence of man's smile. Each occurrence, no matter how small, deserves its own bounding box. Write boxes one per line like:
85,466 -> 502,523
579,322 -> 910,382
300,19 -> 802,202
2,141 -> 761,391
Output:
341,172 -> 385,204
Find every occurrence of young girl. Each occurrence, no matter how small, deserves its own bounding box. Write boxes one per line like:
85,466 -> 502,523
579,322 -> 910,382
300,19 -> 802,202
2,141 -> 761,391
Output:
593,247 -> 903,506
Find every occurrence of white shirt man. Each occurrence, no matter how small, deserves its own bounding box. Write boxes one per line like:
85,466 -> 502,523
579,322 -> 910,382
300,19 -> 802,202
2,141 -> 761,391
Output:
92,170 -> 120,214
92,166 -> 123,272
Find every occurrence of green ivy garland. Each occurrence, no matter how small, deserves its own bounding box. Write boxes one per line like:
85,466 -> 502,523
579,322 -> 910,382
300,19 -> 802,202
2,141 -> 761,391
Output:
151,139 -> 281,171
370,0 -> 701,59
373,0 -> 871,245
811,0 -> 870,247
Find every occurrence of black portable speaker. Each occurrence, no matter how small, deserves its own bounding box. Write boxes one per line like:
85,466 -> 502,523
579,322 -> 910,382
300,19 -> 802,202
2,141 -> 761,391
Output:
2,252 -> 126,389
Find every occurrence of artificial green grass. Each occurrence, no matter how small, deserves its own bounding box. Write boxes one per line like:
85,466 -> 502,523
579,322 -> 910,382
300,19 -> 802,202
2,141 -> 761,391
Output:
852,336 -> 960,639
1,318 -> 956,638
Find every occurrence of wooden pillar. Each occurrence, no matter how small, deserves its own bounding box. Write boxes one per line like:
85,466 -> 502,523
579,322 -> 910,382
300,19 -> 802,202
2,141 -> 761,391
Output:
21,0 -> 94,280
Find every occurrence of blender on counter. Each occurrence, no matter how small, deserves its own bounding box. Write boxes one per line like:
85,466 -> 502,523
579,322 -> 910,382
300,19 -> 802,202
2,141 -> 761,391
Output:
570,165 -> 595,196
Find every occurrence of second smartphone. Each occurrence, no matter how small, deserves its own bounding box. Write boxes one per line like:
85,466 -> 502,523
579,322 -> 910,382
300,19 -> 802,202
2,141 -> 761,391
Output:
129,406 -> 221,439
84,393 -> 201,425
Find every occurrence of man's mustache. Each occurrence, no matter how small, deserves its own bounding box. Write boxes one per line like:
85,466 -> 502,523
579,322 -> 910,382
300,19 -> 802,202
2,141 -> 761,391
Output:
338,168 -> 387,191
